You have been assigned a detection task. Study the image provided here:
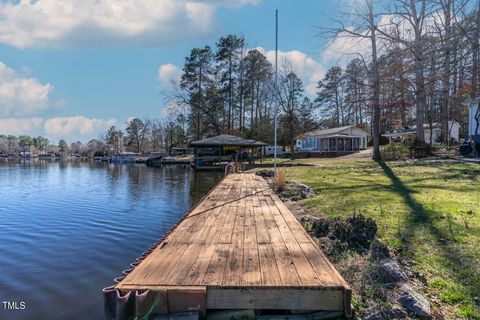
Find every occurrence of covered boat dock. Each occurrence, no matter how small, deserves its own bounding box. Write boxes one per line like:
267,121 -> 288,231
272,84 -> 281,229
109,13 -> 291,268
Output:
189,134 -> 267,170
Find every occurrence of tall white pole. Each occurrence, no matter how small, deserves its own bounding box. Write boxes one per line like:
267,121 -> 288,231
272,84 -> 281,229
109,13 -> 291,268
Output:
273,9 -> 278,178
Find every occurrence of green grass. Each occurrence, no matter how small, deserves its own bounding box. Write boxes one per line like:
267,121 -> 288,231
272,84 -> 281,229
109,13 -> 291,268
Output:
282,159 -> 480,319
255,157 -> 293,165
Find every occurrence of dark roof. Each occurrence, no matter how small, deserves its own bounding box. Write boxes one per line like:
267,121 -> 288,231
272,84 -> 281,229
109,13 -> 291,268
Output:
189,134 -> 267,147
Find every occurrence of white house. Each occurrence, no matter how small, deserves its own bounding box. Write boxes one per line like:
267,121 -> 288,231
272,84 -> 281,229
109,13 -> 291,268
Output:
262,145 -> 284,157
296,125 -> 368,153
469,98 -> 480,138
383,121 -> 461,144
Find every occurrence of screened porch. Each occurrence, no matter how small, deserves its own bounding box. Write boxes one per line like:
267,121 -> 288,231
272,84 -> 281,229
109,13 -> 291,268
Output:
299,134 -> 362,152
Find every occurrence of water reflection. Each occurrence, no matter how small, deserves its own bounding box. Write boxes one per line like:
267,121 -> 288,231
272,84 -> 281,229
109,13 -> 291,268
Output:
0,161 -> 222,320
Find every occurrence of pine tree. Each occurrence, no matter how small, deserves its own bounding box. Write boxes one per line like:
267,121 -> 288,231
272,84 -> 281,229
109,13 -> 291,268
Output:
315,66 -> 344,127
278,71 -> 304,153
181,46 -> 214,140
215,35 -> 245,132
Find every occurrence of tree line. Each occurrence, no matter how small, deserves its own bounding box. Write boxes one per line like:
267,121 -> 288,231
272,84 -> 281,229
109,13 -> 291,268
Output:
168,34 -> 318,153
320,0 -> 480,159
166,0 -> 479,159
0,135 -> 68,155
1,0 -> 478,160
0,118 -> 175,156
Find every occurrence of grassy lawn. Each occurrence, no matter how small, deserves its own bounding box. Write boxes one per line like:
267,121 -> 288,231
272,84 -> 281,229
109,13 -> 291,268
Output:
255,157 -> 293,165
281,158 -> 480,319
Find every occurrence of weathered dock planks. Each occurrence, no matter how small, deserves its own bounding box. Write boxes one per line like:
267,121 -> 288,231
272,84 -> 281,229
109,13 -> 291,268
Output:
112,173 -> 351,318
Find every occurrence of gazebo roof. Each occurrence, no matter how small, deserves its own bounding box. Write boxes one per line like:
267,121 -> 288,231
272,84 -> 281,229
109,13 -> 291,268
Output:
189,134 -> 267,147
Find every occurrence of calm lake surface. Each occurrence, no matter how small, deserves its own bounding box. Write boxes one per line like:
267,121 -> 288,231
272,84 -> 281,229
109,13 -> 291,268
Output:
0,161 -> 222,320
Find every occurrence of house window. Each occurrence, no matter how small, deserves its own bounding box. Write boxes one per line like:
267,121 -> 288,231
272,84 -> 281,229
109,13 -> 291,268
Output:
338,138 -> 344,151
322,139 -> 328,151
353,138 -> 359,150
329,138 -> 336,150
345,139 -> 352,151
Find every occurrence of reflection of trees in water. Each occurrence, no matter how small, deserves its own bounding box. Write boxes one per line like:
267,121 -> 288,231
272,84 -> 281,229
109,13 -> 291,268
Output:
126,165 -> 146,202
99,163 -> 222,210
3,160 -> 223,218
189,169 -> 223,206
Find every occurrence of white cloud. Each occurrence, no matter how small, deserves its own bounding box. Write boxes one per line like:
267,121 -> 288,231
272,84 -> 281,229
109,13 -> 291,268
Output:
0,117 -> 44,136
0,60 -> 118,142
320,30 -> 370,68
44,116 -> 116,136
255,47 -> 326,96
320,12 -> 443,68
0,116 -> 118,142
0,0 -> 259,48
157,63 -> 183,90
0,61 -> 55,116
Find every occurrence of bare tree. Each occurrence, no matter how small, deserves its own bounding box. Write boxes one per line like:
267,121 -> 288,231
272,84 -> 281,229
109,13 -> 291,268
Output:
438,0 -> 453,143
376,0 -> 441,147
319,0 -> 383,159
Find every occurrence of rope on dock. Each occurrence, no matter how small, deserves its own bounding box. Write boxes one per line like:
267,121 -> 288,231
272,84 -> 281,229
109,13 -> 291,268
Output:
183,187 -> 272,220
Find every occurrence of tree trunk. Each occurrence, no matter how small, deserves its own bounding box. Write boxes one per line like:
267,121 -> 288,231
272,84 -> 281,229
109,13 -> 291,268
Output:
409,0 -> 426,146
471,0 -> 480,98
228,53 -> 233,132
440,0 -> 452,144
413,34 -> 426,145
197,65 -> 202,140
368,0 -> 381,161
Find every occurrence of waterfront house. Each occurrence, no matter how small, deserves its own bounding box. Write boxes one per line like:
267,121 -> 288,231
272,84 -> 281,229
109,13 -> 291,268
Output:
296,125 -> 368,155
382,121 -> 461,145
262,145 -> 284,157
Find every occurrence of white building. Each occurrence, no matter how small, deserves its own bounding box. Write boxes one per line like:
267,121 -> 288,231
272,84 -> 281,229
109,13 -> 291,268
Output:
296,125 -> 368,153
262,145 -> 284,157
469,98 -> 480,138
383,121 -> 461,144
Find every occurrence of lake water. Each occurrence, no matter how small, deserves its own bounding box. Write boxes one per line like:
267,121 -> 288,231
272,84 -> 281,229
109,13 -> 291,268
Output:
0,161 -> 223,320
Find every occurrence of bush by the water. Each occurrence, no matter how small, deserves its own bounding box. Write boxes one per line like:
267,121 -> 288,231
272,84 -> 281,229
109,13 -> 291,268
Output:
255,169 -> 274,178
380,143 -> 410,161
303,214 -> 378,257
370,239 -> 391,260
347,214 -> 378,251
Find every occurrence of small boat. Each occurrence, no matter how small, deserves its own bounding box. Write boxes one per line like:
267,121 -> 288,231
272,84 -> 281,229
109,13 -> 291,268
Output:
145,155 -> 163,167
39,153 -> 59,160
109,152 -> 140,164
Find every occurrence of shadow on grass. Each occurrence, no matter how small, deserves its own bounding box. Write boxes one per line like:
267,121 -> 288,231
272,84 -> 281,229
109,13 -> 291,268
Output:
376,161 -> 479,317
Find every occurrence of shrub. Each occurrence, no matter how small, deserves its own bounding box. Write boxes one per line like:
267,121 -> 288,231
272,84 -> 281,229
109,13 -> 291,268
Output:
313,218 -> 330,238
255,169 -> 274,178
328,218 -> 353,242
380,143 -> 411,161
368,135 -> 390,147
347,214 -> 378,251
317,237 -> 349,259
370,239 -> 391,260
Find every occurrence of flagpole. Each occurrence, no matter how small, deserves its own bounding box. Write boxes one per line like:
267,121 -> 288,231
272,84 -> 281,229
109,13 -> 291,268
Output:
273,9 -> 278,178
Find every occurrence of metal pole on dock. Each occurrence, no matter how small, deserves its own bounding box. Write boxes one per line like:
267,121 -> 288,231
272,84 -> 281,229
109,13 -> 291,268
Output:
273,9 -> 279,178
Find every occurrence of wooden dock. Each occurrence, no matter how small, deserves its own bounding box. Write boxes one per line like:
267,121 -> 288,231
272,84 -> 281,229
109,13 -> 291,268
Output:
109,173 -> 351,319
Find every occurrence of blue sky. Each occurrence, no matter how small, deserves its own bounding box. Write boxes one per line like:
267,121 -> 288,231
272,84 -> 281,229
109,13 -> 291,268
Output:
0,0 -> 351,143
